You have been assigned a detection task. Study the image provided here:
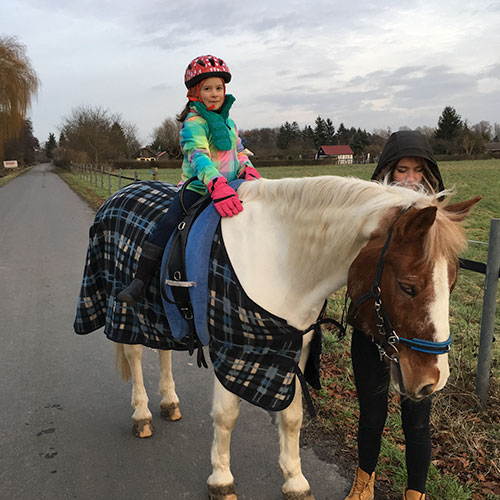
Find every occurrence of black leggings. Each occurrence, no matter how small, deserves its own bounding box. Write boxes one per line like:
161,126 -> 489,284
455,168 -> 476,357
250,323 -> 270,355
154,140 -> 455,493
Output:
351,329 -> 432,493
148,189 -> 203,248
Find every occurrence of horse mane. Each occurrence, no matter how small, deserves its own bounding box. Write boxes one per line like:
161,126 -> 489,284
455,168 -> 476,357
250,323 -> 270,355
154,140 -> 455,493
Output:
238,176 -> 468,273
423,201 -> 468,266
240,175 -> 429,218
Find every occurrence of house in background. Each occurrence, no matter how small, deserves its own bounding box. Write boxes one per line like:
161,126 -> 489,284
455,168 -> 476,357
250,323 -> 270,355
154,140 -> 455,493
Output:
135,146 -> 158,161
485,142 -> 500,154
315,145 -> 354,164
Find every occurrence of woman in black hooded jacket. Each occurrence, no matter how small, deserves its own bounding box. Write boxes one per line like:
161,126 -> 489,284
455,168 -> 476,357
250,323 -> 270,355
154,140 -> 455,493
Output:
344,131 -> 444,500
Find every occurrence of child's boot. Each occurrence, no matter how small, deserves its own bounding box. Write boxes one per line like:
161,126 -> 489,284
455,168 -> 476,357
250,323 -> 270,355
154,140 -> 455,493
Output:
344,467 -> 375,500
117,241 -> 163,305
403,488 -> 425,500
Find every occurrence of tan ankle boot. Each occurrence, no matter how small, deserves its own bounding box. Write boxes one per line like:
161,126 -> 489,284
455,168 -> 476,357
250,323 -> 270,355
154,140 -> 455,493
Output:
344,467 -> 375,500
403,488 -> 426,499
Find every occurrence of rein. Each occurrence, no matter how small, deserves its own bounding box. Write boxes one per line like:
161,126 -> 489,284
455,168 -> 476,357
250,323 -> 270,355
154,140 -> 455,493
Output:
350,208 -> 452,364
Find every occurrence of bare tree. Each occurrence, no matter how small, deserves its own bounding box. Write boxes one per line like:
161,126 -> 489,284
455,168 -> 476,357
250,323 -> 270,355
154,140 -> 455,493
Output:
152,118 -> 182,158
0,36 -> 40,160
59,106 -> 140,163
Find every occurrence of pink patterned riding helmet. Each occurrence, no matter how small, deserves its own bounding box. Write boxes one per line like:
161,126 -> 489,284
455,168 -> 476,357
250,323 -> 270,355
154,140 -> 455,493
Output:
184,55 -> 231,89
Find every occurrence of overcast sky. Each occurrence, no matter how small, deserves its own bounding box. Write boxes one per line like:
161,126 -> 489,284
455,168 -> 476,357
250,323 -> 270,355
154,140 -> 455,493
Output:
2,0 -> 500,145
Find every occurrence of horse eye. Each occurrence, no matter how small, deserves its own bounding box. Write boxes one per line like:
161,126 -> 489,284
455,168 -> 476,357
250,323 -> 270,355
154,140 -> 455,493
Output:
398,282 -> 416,297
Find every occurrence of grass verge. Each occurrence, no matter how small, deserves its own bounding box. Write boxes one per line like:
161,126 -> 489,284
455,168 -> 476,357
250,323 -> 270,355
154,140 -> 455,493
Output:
0,165 -> 36,187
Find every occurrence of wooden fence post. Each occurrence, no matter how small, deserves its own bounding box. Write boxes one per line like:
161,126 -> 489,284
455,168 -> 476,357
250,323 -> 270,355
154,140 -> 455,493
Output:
118,169 -> 122,189
108,166 -> 111,194
475,218 -> 500,404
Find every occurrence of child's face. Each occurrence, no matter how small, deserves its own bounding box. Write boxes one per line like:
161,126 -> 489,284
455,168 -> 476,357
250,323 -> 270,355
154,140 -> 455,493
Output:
200,77 -> 225,110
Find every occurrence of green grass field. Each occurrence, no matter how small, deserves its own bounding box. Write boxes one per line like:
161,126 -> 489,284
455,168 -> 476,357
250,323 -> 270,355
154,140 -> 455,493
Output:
60,159 -> 500,499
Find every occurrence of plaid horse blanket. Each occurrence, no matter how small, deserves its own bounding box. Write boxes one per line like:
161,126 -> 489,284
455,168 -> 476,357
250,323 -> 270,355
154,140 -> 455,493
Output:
74,181 -> 321,411
74,181 -> 189,350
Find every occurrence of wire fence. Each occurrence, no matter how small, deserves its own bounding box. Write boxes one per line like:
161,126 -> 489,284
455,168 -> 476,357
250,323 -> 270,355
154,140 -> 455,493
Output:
70,163 -> 159,194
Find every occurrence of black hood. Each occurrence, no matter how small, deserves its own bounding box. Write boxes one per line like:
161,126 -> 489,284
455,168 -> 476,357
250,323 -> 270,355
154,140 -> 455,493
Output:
371,131 -> 444,191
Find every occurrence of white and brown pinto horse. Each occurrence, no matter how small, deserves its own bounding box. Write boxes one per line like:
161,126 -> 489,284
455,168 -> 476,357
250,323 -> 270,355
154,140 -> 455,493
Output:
112,176 -> 478,500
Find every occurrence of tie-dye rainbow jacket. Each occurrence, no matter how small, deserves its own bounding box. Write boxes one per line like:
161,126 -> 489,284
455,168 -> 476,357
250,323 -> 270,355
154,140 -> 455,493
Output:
179,106 -> 253,194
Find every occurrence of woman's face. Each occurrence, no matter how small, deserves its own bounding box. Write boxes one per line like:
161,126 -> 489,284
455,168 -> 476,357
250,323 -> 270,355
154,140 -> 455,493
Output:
199,77 -> 225,110
392,157 -> 425,188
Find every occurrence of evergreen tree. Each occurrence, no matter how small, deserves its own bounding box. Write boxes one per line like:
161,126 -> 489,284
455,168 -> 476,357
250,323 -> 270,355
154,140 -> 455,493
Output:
324,118 -> 335,144
58,131 -> 67,147
335,123 -> 349,144
277,122 -> 292,150
109,121 -> 128,159
314,116 -> 328,147
302,125 -> 316,153
3,118 -> 39,165
435,106 -> 463,141
45,133 -> 57,158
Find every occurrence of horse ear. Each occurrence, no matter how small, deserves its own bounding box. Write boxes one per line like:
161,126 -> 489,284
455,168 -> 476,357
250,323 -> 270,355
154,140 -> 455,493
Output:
444,196 -> 481,221
398,206 -> 437,240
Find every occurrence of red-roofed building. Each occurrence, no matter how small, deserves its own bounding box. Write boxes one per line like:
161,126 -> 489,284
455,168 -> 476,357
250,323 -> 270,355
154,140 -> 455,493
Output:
316,145 -> 354,164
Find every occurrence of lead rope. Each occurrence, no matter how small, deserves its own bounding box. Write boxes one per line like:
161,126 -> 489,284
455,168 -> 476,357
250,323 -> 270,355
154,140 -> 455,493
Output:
296,301 -> 348,418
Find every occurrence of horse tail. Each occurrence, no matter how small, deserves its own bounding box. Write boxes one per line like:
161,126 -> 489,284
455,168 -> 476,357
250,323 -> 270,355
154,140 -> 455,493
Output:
114,343 -> 131,381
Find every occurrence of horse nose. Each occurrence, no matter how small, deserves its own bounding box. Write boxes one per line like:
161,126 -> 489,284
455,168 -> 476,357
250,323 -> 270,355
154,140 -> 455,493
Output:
416,383 -> 436,399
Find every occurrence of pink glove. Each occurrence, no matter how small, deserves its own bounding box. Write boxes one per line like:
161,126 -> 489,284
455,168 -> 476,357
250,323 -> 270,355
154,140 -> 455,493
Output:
238,165 -> 261,180
207,176 -> 243,217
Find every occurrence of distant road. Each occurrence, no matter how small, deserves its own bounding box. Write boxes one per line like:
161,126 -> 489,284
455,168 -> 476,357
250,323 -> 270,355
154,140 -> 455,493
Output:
0,163 -> 349,499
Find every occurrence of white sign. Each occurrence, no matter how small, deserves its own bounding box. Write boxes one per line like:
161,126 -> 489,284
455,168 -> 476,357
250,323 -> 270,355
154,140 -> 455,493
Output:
3,160 -> 18,169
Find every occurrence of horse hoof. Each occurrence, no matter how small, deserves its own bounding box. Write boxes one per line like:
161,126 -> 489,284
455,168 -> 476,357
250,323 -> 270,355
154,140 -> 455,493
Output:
160,402 -> 182,421
208,483 -> 238,500
132,419 -> 155,438
284,491 -> 315,500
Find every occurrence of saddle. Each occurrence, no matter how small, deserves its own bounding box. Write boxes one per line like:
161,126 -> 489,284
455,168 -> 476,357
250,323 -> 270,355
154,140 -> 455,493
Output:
160,178 -> 214,367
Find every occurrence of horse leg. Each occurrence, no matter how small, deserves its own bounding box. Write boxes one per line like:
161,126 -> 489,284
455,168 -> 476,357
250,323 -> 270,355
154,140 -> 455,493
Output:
158,350 -> 182,421
207,378 -> 240,500
277,341 -> 315,500
122,344 -> 155,438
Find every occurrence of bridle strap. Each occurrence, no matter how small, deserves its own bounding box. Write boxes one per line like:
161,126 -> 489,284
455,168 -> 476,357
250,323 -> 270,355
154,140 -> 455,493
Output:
351,208 -> 408,311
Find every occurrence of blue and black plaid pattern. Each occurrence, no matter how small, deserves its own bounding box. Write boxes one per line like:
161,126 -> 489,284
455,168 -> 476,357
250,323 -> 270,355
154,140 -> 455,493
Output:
208,230 -> 304,411
74,181 -> 190,350
75,183 -> 312,411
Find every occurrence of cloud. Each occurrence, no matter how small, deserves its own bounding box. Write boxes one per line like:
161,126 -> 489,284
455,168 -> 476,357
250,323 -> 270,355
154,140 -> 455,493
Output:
2,0 -> 499,142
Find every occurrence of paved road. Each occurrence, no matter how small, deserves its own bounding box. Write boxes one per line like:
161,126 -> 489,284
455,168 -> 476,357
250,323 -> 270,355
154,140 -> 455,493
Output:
0,163 -> 349,500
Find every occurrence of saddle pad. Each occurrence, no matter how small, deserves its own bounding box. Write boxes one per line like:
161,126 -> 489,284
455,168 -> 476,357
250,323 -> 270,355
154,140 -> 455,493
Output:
160,180 -> 244,345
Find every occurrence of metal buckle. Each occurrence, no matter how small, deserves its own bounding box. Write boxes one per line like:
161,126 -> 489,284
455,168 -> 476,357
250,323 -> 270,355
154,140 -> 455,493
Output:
181,308 -> 193,320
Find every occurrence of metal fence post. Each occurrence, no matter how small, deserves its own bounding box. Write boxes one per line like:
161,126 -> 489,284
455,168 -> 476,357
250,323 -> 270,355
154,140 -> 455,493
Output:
475,218 -> 500,404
